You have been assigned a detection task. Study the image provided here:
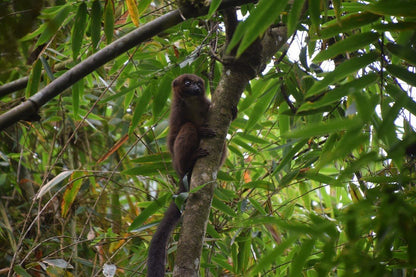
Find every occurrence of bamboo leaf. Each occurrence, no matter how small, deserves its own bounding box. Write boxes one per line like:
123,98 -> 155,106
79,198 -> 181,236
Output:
212,197 -> 237,217
287,0 -> 306,36
386,64 -> 416,87
72,79 -> 83,117
366,0 -> 416,16
104,0 -> 114,44
129,84 -> 152,135
320,12 -> 380,39
128,194 -> 171,231
61,171 -> 84,218
71,2 -> 87,59
126,0 -> 140,27
38,5 -> 72,45
90,0 -> 102,50
289,239 -> 315,277
306,52 -> 378,98
245,79 -> 279,131
314,32 -> 379,62
227,0 -> 289,57
36,170 -> 74,199
153,75 -> 172,118
26,59 -> 42,98
386,84 -> 416,116
138,0 -> 152,14
299,73 -> 378,112
122,162 -> 172,176
282,118 -> 362,139
207,0 -> 222,18
386,43 -> 416,65
308,0 -> 321,34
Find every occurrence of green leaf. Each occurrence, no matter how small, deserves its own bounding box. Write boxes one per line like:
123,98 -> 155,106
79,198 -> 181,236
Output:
386,43 -> 416,65
153,75 -> 171,118
306,52 -> 379,98
314,32 -> 379,62
308,0 -> 321,34
13,266 -> 32,277
289,239 -> 315,277
71,2 -> 87,59
303,172 -> 343,186
227,0 -> 289,57
104,0 -> 114,44
386,64 -> 416,87
366,0 -> 416,16
207,0 -> 222,18
131,152 -> 171,163
298,73 -> 378,112
138,0 -> 152,14
320,12 -> 380,39
245,78 -> 279,131
128,193 -> 171,231
287,0 -> 306,36
122,162 -> 172,176
26,59 -> 43,98
38,5 -> 72,45
373,21 -> 416,32
339,151 -> 378,180
212,197 -> 237,217
273,139 -> 309,174
251,236 -> 298,275
282,118 -> 362,139
317,132 -> 368,169
90,0 -> 102,50
72,79 -> 83,117
386,84 -> 416,116
129,84 -> 152,135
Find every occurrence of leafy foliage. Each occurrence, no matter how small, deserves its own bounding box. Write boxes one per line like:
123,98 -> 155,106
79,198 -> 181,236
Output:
1,0 -> 416,275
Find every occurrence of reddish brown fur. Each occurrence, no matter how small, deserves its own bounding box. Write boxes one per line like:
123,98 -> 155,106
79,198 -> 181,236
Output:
168,74 -> 216,180
147,74 -> 216,277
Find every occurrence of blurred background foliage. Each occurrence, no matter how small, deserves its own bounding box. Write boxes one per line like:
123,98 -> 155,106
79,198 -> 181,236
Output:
1,0 -> 416,275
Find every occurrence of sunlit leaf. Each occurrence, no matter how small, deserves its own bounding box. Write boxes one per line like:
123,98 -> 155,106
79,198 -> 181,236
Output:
227,0 -> 289,57
386,43 -> 416,65
283,118 -> 362,139
366,0 -> 416,16
207,0 -> 222,18
306,52 -> 378,98
320,12 -> 380,39
287,0 -> 306,36
314,32 -> 379,62
298,73 -> 378,112
308,0 -> 321,34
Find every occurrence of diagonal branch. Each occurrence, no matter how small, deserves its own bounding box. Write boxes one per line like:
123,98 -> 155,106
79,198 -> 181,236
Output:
0,0 -> 256,131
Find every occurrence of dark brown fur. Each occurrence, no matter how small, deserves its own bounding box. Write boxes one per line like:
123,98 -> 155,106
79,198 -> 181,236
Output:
147,74 -> 216,277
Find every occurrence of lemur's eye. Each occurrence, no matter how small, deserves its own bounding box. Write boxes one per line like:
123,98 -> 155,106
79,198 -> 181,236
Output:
184,80 -> 191,86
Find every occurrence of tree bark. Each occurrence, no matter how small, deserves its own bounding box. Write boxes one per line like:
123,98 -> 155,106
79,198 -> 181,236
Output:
173,9 -> 287,276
